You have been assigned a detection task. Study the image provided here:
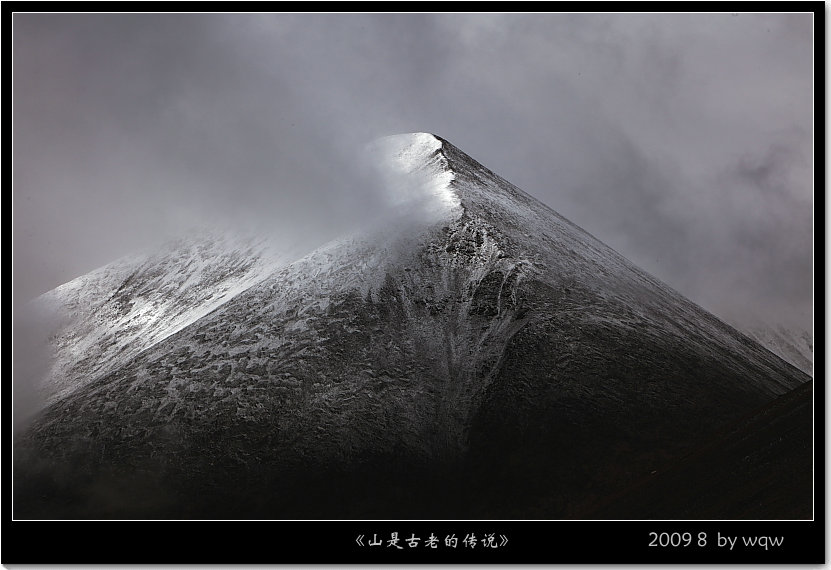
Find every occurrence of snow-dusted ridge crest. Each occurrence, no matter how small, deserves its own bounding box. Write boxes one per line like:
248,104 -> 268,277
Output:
30,232 -> 298,406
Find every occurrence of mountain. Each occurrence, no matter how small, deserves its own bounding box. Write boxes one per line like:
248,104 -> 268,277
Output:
13,133 -> 811,519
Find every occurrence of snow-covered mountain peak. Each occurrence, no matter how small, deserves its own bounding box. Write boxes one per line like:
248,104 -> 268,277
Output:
367,132 -> 459,223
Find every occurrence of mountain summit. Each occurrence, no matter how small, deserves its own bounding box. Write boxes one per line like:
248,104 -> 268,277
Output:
14,133 -> 811,519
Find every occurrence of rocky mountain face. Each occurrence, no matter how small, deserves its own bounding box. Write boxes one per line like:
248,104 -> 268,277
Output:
13,133 -> 811,519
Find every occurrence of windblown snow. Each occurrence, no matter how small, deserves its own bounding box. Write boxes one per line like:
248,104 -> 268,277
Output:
367,133 -> 459,222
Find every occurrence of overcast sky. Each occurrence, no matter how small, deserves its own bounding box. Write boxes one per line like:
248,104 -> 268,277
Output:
13,12 -> 814,332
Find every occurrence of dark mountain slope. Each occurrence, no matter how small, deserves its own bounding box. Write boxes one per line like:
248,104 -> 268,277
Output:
583,380 -> 813,519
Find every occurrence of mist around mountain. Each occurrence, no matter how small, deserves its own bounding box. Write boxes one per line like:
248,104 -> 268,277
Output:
13,133 -> 812,520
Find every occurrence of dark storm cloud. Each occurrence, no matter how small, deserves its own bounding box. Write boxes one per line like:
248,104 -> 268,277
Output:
14,12 -> 813,337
